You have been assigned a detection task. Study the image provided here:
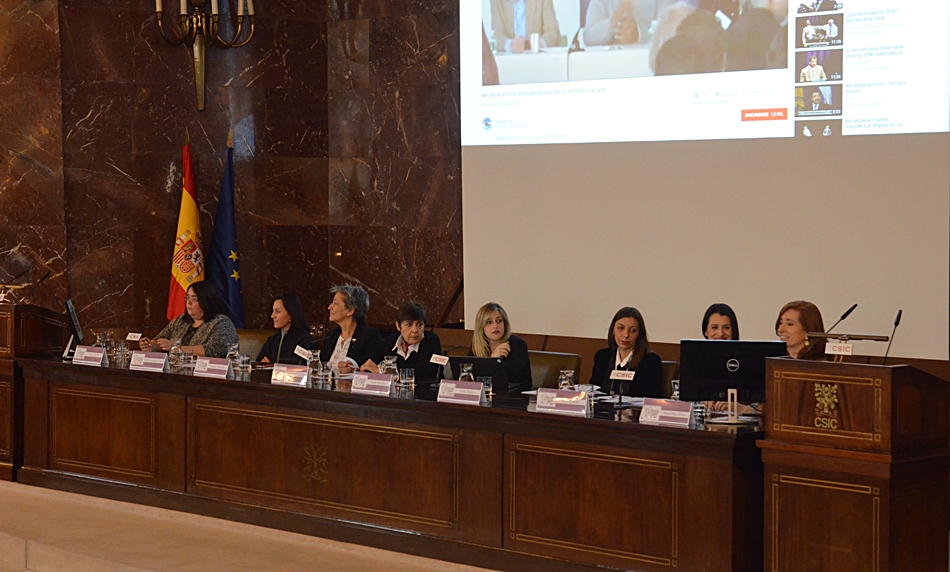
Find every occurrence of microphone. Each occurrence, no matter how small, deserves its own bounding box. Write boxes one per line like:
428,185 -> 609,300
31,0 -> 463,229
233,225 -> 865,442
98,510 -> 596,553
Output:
18,270 -> 51,304
568,28 -> 584,53
825,303 -> 857,333
881,309 -> 901,365
8,268 -> 29,283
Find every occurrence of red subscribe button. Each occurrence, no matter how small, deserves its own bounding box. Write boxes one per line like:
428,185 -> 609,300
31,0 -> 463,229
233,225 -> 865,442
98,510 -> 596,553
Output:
741,108 -> 788,121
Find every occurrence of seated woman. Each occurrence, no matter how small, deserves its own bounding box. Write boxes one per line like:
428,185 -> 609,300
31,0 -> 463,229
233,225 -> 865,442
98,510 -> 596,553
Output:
776,300 -> 826,359
470,302 -> 532,395
702,303 -> 739,340
139,281 -> 239,358
257,293 -> 315,365
590,307 -> 664,398
362,302 -> 443,381
319,285 -> 382,374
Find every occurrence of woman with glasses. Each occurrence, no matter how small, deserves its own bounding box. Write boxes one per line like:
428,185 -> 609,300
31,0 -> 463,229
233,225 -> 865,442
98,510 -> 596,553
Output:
139,281 -> 239,358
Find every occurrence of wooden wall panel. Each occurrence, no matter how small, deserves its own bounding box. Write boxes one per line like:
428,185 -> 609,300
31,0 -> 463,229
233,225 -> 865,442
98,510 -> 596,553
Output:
188,399 -> 481,540
0,380 -> 10,461
48,383 -> 185,490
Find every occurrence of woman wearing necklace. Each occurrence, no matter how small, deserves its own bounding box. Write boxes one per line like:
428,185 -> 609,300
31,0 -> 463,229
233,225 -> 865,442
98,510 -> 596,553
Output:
139,281 -> 239,358
319,284 -> 382,374
257,292 -> 315,364
589,306 -> 664,398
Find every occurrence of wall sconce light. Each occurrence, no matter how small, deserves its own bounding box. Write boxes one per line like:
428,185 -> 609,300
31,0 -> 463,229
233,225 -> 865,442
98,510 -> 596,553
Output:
153,0 -> 256,111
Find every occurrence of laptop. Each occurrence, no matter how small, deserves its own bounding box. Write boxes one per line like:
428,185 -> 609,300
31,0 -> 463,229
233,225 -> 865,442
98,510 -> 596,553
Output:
447,356 -> 509,394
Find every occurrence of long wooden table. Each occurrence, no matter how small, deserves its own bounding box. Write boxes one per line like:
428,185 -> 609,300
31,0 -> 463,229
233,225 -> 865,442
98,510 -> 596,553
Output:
16,358 -> 763,572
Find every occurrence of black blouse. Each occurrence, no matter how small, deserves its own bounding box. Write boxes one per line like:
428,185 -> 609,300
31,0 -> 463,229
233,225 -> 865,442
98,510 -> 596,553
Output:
590,348 -> 665,398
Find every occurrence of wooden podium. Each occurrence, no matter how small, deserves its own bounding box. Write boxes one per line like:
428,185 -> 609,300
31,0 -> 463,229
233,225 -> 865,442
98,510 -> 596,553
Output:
0,303 -> 67,480
759,359 -> 949,571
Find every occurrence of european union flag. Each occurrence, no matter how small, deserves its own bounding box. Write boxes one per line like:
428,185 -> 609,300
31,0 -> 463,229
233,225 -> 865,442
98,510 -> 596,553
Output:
206,140 -> 245,328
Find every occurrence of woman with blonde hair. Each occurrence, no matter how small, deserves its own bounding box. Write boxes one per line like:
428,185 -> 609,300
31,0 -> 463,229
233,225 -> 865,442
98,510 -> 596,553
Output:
470,302 -> 532,395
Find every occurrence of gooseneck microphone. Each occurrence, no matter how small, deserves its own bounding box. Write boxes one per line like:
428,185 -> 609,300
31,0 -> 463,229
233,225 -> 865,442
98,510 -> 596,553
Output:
825,303 -> 857,333
18,270 -> 51,304
881,309 -> 902,365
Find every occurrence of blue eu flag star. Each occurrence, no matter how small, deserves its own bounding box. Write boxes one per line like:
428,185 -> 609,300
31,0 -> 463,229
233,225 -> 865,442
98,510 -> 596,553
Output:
206,137 -> 246,328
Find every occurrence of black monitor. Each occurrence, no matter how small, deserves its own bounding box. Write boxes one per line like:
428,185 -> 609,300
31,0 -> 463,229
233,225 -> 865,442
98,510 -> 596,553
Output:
65,299 -> 84,345
678,339 -> 787,403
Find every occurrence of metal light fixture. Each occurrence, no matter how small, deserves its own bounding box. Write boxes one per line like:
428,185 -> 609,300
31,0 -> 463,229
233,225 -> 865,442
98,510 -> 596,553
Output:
153,0 -> 256,111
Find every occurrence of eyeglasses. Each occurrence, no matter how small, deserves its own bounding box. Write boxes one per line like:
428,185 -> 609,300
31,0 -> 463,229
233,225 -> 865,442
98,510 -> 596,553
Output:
184,296 -> 199,303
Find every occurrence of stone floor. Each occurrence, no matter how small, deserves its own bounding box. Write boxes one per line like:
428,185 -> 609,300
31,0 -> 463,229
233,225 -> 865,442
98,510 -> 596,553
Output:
0,481 -> 492,572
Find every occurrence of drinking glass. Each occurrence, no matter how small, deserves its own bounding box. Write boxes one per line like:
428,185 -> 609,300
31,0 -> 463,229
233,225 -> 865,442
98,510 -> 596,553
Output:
477,376 -> 492,399
399,368 -> 415,390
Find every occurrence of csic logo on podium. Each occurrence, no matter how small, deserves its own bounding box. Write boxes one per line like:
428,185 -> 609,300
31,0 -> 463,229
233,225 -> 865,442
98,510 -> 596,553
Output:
813,382 -> 839,429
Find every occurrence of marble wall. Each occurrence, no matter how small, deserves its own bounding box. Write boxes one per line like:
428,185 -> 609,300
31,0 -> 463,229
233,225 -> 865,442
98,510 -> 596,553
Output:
0,0 -> 462,334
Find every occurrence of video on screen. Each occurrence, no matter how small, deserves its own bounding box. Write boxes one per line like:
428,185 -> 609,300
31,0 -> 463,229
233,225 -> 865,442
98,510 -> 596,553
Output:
795,118 -> 842,138
796,14 -> 843,49
795,84 -> 842,117
796,49 -> 843,83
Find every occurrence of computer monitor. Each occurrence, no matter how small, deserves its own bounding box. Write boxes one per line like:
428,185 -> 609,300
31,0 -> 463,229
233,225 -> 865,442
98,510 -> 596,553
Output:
447,356 -> 509,393
65,299 -> 84,345
678,339 -> 788,403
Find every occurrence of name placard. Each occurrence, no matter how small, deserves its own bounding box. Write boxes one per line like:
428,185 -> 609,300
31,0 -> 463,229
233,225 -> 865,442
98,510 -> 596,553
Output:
825,342 -> 854,356
437,380 -> 486,406
194,357 -> 233,379
351,372 -> 393,395
73,346 -> 108,367
294,345 -> 312,361
536,388 -> 590,417
610,369 -> 635,381
430,354 -> 450,366
129,351 -> 170,373
639,398 -> 693,427
126,332 -> 142,342
271,364 -> 309,387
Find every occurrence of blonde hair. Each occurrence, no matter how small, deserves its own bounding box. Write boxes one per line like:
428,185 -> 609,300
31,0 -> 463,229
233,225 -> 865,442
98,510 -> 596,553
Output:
471,303 -> 511,357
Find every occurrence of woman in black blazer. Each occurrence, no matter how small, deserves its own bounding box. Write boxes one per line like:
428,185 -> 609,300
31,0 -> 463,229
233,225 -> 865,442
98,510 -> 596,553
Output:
590,307 -> 664,398
257,293 -> 316,365
470,302 -> 532,395
319,285 -> 382,374
363,302 -> 444,381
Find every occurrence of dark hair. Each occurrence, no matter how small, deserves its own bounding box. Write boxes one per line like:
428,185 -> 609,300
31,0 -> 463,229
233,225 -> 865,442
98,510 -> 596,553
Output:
775,300 -> 825,359
655,23 -> 726,76
725,8 -> 779,71
185,281 -> 230,324
396,302 -> 427,324
702,303 -> 740,340
273,292 -> 310,334
606,307 -> 652,368
330,284 -> 370,323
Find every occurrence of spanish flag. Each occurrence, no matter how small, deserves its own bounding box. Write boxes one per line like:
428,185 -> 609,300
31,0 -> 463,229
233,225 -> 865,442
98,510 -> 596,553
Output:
166,142 -> 204,321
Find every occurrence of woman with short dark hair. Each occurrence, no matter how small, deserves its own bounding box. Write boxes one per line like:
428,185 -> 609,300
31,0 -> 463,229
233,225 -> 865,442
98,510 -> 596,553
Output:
363,302 -> 444,380
139,281 -> 239,358
589,307 -> 664,397
257,293 -> 315,364
320,285 -> 381,374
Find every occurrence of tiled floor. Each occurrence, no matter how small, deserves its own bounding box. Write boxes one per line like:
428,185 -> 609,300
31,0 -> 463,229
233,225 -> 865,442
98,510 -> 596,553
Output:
0,481 -> 492,572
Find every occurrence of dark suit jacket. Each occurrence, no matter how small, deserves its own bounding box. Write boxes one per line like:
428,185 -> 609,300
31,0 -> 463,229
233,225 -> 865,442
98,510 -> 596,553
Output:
320,322 -> 383,368
371,331 -> 444,381
256,328 -> 316,365
469,334 -> 532,395
590,348 -> 665,398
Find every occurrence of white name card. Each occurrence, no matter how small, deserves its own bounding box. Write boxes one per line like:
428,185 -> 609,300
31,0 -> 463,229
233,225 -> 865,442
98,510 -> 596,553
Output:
610,369 -> 635,381
294,345 -> 312,361
437,380 -> 486,406
351,372 -> 393,395
129,351 -> 170,373
271,364 -> 309,387
639,398 -> 693,428
825,342 -> 854,356
430,354 -> 450,366
194,357 -> 233,379
536,388 -> 590,417
73,346 -> 108,367
126,332 -> 142,342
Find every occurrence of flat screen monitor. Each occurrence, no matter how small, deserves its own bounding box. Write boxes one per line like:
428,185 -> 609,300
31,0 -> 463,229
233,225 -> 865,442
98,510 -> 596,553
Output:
678,339 -> 787,403
65,299 -> 83,345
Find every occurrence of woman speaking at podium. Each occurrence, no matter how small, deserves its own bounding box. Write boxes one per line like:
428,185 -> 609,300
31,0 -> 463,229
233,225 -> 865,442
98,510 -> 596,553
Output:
470,302 -> 532,395
589,307 -> 664,398
139,281 -> 239,358
776,300 -> 825,359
